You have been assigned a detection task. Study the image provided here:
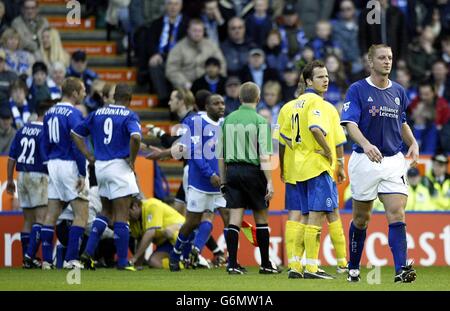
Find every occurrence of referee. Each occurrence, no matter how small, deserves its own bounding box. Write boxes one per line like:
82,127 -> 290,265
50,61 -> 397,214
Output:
219,82 -> 279,275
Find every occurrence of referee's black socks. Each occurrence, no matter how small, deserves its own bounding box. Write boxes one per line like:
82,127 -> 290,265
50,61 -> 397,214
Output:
226,224 -> 240,268
256,223 -> 270,268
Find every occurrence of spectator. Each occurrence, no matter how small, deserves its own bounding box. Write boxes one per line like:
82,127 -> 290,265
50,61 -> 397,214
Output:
220,17 -> 253,76
191,57 -> 226,96
0,105 -> 15,153
431,59 -> 450,102
395,67 -> 417,102
8,79 -> 29,129
106,0 -> 132,49
245,0 -> 273,48
66,50 -> 99,94
11,0 -> 49,54
0,1 -> 8,38
358,0 -> 408,63
239,48 -> 280,89
1,0 -> 20,25
324,53 -> 347,113
440,119 -> 450,154
407,25 -> 439,82
135,0 -> 187,104
408,81 -> 450,129
263,29 -> 289,73
0,48 -> 18,108
37,27 -> 70,68
405,167 -> 435,211
0,28 -> 35,77
166,19 -> 226,90
423,154 -> 450,210
350,53 -> 371,82
295,0 -> 335,39
223,75 -> 241,115
277,3 -> 308,61
201,0 -> 227,44
307,20 -> 341,60
332,0 -> 362,74
218,0 -> 254,19
256,80 -> 283,124
139,0 -> 165,25
424,7 -> 442,38
26,61 -> 61,113
408,102 -> 439,155
50,61 -> 65,90
441,34 -> 450,65
281,62 -> 299,102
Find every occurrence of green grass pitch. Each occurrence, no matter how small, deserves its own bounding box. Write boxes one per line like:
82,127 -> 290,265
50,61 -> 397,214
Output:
0,266 -> 448,291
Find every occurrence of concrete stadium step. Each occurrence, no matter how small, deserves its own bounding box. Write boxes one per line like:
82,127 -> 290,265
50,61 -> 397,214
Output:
63,41 -> 117,56
38,0 -> 69,5
47,16 -> 95,31
130,94 -> 159,109
60,30 -> 121,41
93,67 -> 136,83
140,119 -> 173,131
39,2 -> 86,15
87,55 -> 127,67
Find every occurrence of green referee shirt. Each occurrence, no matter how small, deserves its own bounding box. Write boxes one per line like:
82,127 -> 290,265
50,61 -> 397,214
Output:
220,104 -> 273,166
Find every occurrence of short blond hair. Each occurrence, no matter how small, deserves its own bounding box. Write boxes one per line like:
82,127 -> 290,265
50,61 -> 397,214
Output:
239,82 -> 260,103
367,44 -> 392,61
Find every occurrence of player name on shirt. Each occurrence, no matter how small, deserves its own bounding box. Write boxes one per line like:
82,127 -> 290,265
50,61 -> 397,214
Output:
20,126 -> 42,136
95,107 -> 130,116
47,106 -> 73,116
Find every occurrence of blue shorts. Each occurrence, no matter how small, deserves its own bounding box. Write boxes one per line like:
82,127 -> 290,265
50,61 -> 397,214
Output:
155,241 -> 173,254
285,183 -> 301,210
296,172 -> 338,215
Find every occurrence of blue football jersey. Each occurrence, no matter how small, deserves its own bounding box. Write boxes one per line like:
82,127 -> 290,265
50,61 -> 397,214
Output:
184,114 -> 221,193
341,78 -> 409,156
9,121 -> 47,173
72,104 -> 142,161
43,102 -> 86,176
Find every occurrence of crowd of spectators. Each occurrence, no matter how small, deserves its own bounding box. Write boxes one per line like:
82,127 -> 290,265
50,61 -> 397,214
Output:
124,0 -> 450,155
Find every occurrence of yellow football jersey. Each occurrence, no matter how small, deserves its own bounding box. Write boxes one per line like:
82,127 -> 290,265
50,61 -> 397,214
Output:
130,198 -> 185,245
276,100 -> 297,184
279,92 -> 346,182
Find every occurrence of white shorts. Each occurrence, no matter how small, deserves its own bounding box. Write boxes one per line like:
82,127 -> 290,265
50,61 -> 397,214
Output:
17,172 -> 48,209
95,159 -> 139,200
186,187 -> 226,213
348,151 -> 409,201
48,159 -> 88,202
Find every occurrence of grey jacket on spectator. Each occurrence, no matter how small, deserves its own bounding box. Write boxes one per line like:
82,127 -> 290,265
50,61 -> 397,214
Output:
11,15 -> 49,53
166,37 -> 227,89
296,0 -> 336,39
332,20 -> 361,73
220,39 -> 252,76
0,70 -> 18,107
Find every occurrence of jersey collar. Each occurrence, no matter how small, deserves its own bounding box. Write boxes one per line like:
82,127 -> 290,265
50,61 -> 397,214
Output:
365,77 -> 392,90
201,113 -> 221,126
56,102 -> 74,107
239,105 -> 256,111
304,88 -> 320,96
30,121 -> 43,125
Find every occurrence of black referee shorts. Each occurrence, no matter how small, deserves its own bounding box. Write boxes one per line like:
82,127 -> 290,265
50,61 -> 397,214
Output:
224,163 -> 268,210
